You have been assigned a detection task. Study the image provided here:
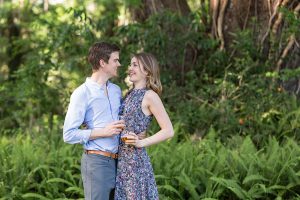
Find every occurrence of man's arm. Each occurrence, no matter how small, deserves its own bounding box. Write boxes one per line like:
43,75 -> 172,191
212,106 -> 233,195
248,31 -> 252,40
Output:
63,88 -> 91,144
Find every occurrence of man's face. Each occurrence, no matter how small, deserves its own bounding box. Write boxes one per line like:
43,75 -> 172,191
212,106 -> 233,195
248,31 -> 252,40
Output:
102,51 -> 121,78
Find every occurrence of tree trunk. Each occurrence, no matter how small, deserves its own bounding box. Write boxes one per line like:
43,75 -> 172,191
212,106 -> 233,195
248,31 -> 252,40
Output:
210,0 -> 273,50
160,0 -> 191,16
7,11 -> 22,81
129,0 -> 190,22
209,0 -> 299,55
210,0 -> 300,95
129,0 -> 163,23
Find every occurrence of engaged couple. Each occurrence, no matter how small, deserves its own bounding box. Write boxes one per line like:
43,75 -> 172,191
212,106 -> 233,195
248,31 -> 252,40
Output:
63,42 -> 174,200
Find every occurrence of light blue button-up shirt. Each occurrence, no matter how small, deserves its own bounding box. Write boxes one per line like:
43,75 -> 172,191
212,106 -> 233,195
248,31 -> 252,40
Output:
63,78 -> 122,153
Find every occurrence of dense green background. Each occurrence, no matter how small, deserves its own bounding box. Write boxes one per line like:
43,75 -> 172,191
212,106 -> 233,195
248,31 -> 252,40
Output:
0,0 -> 299,199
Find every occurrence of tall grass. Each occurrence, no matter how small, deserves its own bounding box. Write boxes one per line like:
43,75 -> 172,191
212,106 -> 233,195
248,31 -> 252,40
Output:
150,129 -> 300,199
0,129 -> 83,200
0,128 -> 299,199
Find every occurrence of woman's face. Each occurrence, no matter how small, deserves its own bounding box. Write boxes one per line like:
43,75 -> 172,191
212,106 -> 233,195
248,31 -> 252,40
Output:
128,57 -> 148,83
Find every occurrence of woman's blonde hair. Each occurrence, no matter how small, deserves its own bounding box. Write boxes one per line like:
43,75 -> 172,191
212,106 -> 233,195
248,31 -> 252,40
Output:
133,52 -> 162,95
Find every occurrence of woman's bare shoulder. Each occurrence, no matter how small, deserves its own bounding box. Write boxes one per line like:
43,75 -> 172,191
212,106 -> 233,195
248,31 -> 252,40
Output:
145,89 -> 159,98
144,90 -> 161,105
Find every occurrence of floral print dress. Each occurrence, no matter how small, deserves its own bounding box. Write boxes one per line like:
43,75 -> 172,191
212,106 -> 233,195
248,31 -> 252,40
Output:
115,88 -> 159,200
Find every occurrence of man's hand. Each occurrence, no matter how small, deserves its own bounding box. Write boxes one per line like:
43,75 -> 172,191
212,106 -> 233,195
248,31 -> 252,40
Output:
103,120 -> 125,137
90,120 -> 125,139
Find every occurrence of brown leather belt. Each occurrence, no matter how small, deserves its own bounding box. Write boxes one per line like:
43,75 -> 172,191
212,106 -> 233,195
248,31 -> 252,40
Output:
84,150 -> 118,159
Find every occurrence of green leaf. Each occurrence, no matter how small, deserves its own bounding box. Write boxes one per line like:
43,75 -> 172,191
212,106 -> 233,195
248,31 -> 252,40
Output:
22,193 -> 51,200
46,178 -> 73,186
159,185 -> 184,200
242,174 -> 268,184
211,177 -> 250,199
154,174 -> 169,180
175,171 -> 200,200
65,186 -> 84,195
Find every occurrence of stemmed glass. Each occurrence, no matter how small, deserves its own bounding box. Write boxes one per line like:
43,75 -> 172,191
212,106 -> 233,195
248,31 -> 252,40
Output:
119,115 -> 128,143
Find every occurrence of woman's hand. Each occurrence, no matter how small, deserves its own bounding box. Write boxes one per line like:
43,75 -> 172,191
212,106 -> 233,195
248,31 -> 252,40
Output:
138,131 -> 146,140
124,132 -> 143,148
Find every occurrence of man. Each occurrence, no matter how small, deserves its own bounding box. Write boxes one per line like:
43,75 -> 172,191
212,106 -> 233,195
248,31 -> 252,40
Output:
63,42 -> 125,200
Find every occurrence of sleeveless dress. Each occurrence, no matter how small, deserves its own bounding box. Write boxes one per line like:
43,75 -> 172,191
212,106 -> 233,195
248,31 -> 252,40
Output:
115,88 -> 159,200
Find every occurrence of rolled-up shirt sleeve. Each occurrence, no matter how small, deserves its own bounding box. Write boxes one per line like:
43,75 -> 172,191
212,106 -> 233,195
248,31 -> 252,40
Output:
63,88 -> 91,144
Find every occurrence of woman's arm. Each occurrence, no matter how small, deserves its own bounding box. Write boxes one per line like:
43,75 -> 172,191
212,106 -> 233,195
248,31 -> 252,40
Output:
125,90 -> 174,147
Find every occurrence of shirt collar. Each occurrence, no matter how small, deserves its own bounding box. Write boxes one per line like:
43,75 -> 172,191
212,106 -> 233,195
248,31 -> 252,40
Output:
85,77 -> 111,90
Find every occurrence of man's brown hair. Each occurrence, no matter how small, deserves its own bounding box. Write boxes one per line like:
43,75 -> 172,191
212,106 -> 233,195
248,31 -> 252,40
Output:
88,42 -> 120,71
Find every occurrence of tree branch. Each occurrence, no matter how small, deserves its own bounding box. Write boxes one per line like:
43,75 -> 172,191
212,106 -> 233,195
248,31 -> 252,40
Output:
276,35 -> 296,71
272,0 -> 291,35
261,0 -> 283,46
211,0 -> 220,38
217,0 -> 229,50
275,3 -> 300,71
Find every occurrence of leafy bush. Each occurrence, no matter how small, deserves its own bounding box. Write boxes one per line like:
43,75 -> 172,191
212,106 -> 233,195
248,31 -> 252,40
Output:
0,129 -> 299,199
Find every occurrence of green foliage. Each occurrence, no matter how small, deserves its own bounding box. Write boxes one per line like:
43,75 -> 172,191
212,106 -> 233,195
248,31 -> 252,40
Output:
0,1 -> 300,199
157,28 -> 300,146
0,128 -> 83,199
0,4 -> 96,131
150,129 -> 300,199
1,1 -> 299,145
114,10 -> 218,82
0,129 -> 299,199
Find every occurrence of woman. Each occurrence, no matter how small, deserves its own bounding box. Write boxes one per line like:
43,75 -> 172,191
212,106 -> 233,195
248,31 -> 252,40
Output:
114,53 -> 174,200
